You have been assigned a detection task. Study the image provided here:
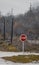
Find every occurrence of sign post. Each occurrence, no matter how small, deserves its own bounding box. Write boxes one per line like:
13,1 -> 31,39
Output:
20,34 -> 27,54
22,41 -> 24,52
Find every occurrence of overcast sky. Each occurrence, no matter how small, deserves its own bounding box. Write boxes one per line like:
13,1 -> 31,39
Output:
0,0 -> 39,15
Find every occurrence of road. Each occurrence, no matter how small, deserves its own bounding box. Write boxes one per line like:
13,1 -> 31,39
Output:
0,51 -> 39,65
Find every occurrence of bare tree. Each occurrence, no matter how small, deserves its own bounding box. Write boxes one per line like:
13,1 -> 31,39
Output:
3,17 -> 5,40
11,18 -> 13,43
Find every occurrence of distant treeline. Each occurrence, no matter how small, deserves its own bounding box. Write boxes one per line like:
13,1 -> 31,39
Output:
0,6 -> 39,40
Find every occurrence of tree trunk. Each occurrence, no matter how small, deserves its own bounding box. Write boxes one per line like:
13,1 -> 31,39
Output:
11,18 -> 13,44
3,17 -> 5,40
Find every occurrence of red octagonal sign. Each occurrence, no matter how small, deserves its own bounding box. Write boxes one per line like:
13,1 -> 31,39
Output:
20,34 -> 27,41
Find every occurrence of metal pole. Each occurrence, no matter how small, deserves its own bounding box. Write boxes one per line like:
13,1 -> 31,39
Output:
22,41 -> 24,54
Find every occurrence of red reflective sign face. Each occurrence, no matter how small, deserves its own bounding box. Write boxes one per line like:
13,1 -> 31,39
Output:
20,34 -> 27,41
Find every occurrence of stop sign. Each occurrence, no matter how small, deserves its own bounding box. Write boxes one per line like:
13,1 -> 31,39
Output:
20,34 -> 27,41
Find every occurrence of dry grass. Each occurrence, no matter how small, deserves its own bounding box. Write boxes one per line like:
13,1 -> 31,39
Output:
3,55 -> 39,63
0,42 -> 19,52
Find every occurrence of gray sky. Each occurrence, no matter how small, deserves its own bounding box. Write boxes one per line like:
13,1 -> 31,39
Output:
0,0 -> 39,15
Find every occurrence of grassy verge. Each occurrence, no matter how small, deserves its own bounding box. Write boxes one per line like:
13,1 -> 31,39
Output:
3,55 -> 39,63
0,42 -> 19,52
